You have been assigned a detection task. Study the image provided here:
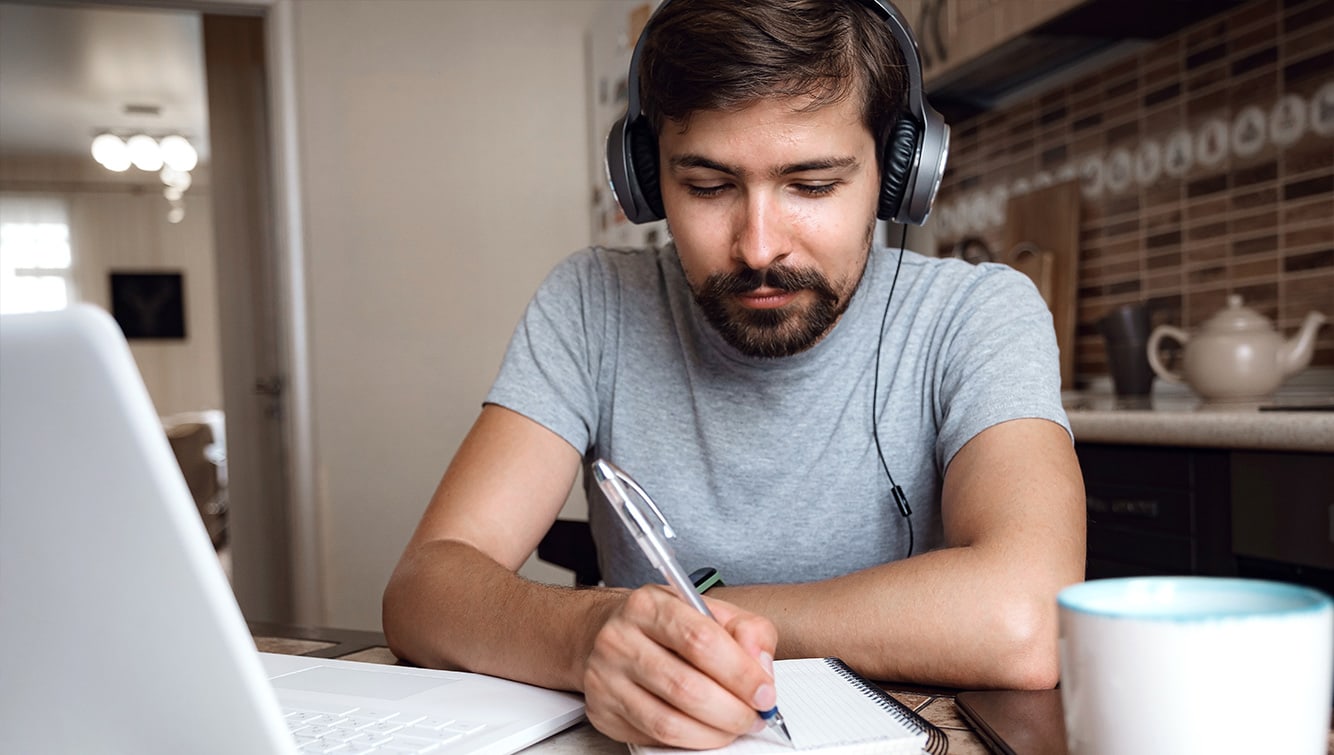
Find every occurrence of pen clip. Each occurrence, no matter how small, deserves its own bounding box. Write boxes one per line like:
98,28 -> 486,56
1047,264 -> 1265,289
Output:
591,457 -> 715,618
591,458 -> 675,541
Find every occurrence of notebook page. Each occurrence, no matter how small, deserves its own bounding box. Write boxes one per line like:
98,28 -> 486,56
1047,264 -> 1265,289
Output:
633,658 -> 928,754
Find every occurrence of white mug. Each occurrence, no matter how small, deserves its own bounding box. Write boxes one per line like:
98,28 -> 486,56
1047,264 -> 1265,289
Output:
1058,576 -> 1333,755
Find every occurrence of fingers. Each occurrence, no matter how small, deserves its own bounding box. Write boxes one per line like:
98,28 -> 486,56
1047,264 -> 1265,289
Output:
583,585 -> 778,749
689,595 -> 779,711
585,652 -> 754,748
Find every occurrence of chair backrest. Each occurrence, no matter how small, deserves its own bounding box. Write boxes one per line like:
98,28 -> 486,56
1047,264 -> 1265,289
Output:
536,519 -> 601,586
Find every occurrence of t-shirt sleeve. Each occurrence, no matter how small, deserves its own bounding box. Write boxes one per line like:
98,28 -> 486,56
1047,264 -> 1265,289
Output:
484,249 -> 608,455
932,263 -> 1072,469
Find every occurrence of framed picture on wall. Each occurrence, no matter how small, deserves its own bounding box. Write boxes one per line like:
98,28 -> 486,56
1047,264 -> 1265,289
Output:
109,271 -> 186,340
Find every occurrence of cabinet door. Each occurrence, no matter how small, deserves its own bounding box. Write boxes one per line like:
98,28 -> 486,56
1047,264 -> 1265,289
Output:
1076,444 -> 1231,580
923,0 -> 1089,84
1232,452 -> 1334,572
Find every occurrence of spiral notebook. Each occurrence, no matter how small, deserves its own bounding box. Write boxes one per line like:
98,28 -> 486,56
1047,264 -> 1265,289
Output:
633,657 -> 946,754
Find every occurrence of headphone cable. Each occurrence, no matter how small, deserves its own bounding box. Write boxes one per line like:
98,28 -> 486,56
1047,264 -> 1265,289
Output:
871,223 -> 913,559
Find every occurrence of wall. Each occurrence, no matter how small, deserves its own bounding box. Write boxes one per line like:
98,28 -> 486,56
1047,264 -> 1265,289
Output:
927,0 -> 1334,381
291,0 -> 602,630
0,155 -> 223,416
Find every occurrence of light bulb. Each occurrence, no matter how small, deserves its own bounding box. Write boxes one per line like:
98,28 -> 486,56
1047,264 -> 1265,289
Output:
159,135 -> 198,171
91,133 -> 131,172
127,134 -> 163,171
160,166 -> 192,191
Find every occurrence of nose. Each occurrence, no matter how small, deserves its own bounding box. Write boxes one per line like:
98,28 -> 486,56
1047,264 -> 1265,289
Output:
733,191 -> 787,271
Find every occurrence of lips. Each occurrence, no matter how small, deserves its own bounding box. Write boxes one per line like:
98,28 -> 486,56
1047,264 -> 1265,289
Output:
736,288 -> 799,309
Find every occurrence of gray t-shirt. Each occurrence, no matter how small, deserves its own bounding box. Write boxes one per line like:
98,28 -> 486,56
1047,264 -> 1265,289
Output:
486,243 -> 1070,588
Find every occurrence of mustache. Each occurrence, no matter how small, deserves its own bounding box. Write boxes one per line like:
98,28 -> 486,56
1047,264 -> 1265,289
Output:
704,264 -> 833,296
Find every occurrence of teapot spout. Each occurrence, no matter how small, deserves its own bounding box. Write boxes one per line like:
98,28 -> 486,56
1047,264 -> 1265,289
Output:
1279,310 -> 1329,376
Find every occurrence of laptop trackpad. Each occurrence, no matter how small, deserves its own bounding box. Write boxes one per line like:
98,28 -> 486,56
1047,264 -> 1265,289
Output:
272,666 -> 457,700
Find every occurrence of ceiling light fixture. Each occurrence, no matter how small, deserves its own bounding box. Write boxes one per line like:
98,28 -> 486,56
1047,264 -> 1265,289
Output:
90,131 -> 201,224
126,134 -> 164,172
90,133 -> 131,172
158,135 -> 199,172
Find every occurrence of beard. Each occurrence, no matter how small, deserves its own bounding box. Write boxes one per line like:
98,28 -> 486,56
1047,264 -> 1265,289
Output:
690,262 -> 861,358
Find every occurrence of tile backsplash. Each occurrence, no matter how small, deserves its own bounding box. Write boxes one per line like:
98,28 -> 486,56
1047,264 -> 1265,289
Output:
928,0 -> 1333,382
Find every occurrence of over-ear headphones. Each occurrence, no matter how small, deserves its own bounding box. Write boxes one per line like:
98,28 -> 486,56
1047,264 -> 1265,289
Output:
605,0 -> 950,227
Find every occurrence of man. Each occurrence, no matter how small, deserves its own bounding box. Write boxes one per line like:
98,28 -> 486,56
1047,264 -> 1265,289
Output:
383,0 -> 1085,749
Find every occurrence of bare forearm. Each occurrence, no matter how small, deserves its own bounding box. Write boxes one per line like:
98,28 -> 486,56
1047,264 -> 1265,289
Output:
716,541 -> 1082,689
382,538 -> 620,691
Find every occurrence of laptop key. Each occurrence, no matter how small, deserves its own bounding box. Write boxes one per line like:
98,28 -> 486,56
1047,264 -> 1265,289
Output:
287,711 -> 332,725
361,721 -> 406,736
328,723 -> 366,741
345,732 -> 393,747
303,724 -> 339,738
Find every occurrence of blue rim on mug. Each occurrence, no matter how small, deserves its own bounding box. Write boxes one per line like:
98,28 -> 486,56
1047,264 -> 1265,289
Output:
1058,576 -> 1333,621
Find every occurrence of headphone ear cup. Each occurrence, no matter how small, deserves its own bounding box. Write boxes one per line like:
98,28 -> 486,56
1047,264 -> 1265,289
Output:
878,118 -> 920,222
627,119 -> 664,220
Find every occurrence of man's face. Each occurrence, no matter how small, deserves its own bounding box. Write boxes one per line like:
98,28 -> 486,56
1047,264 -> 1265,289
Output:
658,94 -> 881,358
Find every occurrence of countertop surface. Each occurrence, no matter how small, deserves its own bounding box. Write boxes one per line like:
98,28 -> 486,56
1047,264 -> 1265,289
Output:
1063,372 -> 1334,452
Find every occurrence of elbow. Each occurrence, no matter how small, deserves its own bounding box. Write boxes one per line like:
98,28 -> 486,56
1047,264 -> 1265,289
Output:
986,596 -> 1062,690
381,572 -> 413,664
381,554 -> 441,668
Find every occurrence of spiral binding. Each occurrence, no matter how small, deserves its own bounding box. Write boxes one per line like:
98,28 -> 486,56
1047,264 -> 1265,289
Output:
825,658 -> 949,754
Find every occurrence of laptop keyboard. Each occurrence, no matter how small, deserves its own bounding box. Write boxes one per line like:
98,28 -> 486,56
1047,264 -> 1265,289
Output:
284,700 -> 488,754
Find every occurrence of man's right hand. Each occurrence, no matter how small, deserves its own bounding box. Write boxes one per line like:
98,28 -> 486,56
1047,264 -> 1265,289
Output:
581,583 -> 780,749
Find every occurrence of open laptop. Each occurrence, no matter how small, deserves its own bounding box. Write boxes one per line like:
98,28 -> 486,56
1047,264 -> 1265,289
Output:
0,305 -> 586,754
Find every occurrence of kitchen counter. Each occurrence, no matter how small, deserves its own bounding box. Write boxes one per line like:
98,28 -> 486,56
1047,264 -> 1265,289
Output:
1063,374 -> 1334,452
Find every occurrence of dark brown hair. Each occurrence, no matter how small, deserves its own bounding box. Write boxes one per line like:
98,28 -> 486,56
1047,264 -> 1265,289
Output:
638,0 -> 909,149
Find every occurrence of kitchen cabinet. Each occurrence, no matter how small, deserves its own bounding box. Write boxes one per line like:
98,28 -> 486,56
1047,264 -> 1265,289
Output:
1076,443 -> 1334,595
1230,451 -> 1334,592
913,0 -> 1087,86
1078,443 -> 1232,581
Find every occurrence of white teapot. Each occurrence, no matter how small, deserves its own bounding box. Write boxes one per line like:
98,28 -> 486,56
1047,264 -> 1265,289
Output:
1147,294 -> 1327,402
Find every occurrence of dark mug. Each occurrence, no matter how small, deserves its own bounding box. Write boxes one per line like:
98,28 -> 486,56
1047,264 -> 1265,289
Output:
1098,304 -> 1154,397
1098,302 -> 1151,344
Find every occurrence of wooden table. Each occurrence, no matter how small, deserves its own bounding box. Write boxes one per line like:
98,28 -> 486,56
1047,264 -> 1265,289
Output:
253,623 -> 1334,753
249,622 -> 1005,754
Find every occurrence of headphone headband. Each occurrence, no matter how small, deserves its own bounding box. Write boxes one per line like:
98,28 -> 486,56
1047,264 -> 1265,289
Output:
607,0 -> 949,226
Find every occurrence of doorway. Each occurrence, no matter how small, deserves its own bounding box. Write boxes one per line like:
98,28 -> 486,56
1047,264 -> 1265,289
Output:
0,0 -> 309,624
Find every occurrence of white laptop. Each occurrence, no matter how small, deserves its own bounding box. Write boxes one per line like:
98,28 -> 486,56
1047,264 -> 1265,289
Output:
0,305 -> 586,755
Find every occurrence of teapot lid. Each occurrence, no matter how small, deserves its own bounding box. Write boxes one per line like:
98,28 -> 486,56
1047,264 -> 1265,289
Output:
1202,294 -> 1273,332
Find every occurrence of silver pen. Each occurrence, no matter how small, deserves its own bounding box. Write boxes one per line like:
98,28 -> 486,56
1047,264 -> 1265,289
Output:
591,458 -> 793,746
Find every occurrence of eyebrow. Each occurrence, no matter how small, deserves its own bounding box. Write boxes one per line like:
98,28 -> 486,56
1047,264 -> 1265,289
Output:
668,154 -> 859,178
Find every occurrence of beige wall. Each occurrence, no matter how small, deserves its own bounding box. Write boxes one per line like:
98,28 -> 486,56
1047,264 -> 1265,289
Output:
0,156 -> 223,417
292,0 -> 602,629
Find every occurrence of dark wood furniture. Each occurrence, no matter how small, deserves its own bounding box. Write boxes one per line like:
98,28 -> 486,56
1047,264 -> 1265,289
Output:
1078,443 -> 1334,596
